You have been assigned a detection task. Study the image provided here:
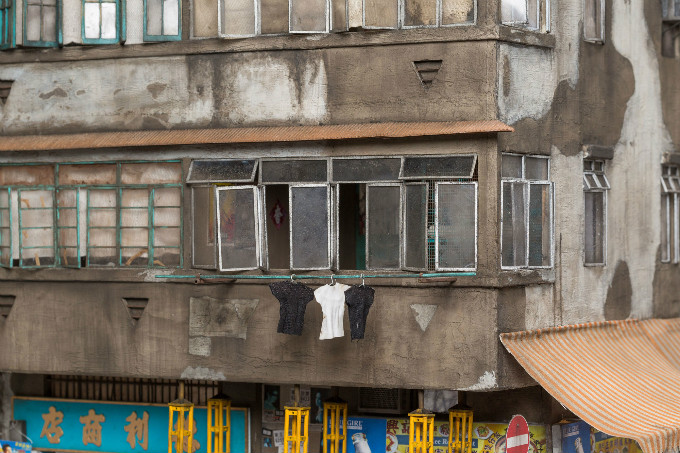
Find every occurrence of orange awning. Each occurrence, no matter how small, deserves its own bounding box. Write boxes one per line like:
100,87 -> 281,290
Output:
500,319 -> 680,453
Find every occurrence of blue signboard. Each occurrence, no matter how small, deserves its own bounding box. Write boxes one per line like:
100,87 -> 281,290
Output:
0,440 -> 32,453
12,398 -> 248,453
561,422 -> 591,453
324,417 -> 386,453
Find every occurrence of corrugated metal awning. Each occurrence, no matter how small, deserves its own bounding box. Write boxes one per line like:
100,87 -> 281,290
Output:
0,120 -> 513,152
500,319 -> 680,453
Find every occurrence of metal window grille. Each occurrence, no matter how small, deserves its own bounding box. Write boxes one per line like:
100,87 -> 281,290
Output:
46,375 -> 219,406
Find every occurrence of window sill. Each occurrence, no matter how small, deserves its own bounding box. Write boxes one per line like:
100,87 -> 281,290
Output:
1,24 -> 540,64
498,25 -> 555,49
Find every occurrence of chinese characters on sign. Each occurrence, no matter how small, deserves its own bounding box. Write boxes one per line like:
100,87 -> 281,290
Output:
124,411 -> 149,450
40,406 -> 64,444
80,409 -> 106,447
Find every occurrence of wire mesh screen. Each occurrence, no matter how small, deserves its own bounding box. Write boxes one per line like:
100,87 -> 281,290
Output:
358,387 -> 401,413
528,183 -> 552,267
501,181 -> 526,267
46,375 -> 219,406
290,0 -> 327,31
404,184 -> 427,269
436,183 -> 476,270
261,160 -> 327,184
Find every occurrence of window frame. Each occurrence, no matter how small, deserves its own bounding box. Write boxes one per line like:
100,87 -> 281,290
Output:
402,181 -> 428,271
400,0 -> 477,29
583,0 -> 604,43
0,161 -> 182,270
217,0 -> 258,38
500,153 -> 553,270
661,164 -> 680,264
143,0 -> 181,41
216,185 -> 262,272
365,182 -> 403,270
500,0 -> 548,32
23,0 -> 62,47
0,0 -> 15,49
81,0 -> 125,44
583,159 -> 609,266
288,183 -> 332,271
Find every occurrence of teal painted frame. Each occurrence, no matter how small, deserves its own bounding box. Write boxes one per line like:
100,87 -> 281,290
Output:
142,0 -> 181,41
0,187 -> 12,268
0,160 -> 182,270
81,0 -> 125,44
22,0 -> 62,47
56,187 -> 81,268
17,187 -> 57,269
0,0 -> 16,49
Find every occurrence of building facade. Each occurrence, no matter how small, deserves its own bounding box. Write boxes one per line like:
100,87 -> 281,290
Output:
0,0 -> 679,451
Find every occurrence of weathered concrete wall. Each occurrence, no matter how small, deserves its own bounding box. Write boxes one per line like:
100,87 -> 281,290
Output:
0,41 -> 496,135
0,281 -> 501,390
498,0 -> 677,326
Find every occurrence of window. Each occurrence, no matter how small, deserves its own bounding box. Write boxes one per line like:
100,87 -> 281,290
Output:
0,162 -> 182,269
189,156 -> 478,272
583,0 -> 603,42
663,0 -> 680,20
501,153 -> 553,269
0,0 -> 15,49
144,0 -> 181,40
500,0 -> 548,31
197,0 -> 475,38
583,159 -> 609,265
82,0 -> 122,43
661,165 -> 680,263
23,0 -> 60,46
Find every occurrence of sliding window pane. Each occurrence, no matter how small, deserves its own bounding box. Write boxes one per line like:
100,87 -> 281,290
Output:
436,183 -> 476,270
290,0 -> 327,31
290,185 -> 329,269
502,181 -> 526,267
442,0 -> 474,24
221,0 -> 256,35
364,0 -> 397,28
367,185 -> 401,269
528,183 -> 552,267
404,0 -> 436,26
217,187 -> 259,271
404,183 -> 427,270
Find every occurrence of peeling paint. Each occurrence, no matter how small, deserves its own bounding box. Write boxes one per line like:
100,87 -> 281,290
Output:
39,87 -> 68,100
180,366 -> 225,380
410,304 -> 438,332
462,371 -> 497,391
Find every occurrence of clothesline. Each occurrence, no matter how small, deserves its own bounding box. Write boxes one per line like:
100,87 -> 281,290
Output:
155,272 -> 475,280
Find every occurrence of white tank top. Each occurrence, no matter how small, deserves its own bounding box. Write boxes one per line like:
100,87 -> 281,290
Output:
314,283 -> 350,340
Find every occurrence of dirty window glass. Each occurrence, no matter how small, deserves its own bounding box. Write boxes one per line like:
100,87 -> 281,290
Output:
528,183 -> 552,266
331,158 -> 401,182
146,0 -> 180,38
364,0 -> 398,28
366,185 -> 401,269
584,0 -> 603,41
57,189 -> 80,268
290,185 -> 329,269
404,184 -> 427,270
400,155 -> 476,179
220,0 -> 256,35
501,181 -> 526,267
192,186 -> 216,269
261,160 -> 327,184
187,160 -> 257,183
437,183 -> 476,270
404,0 -> 436,26
83,0 -> 119,41
217,187 -> 260,271
501,0 -> 527,24
0,188 -> 10,267
25,0 -> 58,45
290,0 -> 327,31
442,0 -> 474,24
18,189 -> 55,267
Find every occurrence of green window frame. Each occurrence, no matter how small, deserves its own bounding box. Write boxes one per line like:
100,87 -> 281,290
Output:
143,0 -> 180,41
82,0 -> 125,44
0,0 -> 15,49
23,0 -> 61,47
0,161 -> 182,269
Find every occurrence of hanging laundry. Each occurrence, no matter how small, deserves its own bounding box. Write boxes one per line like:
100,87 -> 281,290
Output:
314,283 -> 350,340
344,285 -> 375,340
269,281 -> 315,335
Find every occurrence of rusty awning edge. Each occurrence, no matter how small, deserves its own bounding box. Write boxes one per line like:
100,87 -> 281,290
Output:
0,120 -> 514,152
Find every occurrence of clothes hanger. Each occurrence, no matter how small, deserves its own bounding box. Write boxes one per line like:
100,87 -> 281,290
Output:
360,273 -> 365,287
330,274 -> 335,286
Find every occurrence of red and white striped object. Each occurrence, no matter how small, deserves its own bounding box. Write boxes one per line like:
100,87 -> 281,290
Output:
506,415 -> 530,453
500,319 -> 680,453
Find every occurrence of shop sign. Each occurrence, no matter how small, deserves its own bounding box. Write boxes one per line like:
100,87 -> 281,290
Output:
385,419 -> 547,453
12,397 -> 249,453
561,421 -> 591,453
0,440 -> 32,453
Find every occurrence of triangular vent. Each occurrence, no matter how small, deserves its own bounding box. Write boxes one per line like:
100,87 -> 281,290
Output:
413,60 -> 442,88
123,297 -> 149,326
0,80 -> 13,105
0,295 -> 16,319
